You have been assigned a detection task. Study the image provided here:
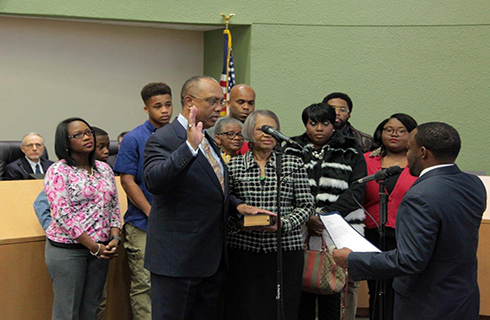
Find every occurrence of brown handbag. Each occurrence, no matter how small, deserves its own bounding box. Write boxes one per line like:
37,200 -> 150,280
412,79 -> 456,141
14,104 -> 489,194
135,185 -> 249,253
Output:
301,235 -> 347,295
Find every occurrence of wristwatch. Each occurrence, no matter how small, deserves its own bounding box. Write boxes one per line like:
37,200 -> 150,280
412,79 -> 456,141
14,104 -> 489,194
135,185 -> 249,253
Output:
109,235 -> 122,245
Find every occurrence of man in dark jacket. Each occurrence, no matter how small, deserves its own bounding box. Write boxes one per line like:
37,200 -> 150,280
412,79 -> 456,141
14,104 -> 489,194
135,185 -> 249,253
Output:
5,132 -> 53,180
322,92 -> 374,153
334,122 -> 487,320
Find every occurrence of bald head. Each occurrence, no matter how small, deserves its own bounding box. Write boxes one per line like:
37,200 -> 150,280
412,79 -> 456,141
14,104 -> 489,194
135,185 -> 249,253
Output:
228,84 -> 256,122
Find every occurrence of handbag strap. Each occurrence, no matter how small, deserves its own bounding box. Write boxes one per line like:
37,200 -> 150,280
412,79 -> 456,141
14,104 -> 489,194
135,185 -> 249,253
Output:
340,271 -> 349,320
303,234 -> 327,251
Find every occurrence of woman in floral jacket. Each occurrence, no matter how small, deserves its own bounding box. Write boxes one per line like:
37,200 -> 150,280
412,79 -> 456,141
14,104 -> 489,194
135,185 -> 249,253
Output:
44,117 -> 121,319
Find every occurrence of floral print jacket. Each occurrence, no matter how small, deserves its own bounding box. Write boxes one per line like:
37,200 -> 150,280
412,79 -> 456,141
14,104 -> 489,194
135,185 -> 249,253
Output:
44,160 -> 121,244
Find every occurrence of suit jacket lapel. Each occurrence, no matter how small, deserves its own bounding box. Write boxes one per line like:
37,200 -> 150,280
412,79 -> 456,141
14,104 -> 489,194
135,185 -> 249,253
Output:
174,120 -> 224,195
21,157 -> 34,174
172,118 -> 187,141
41,158 -> 51,172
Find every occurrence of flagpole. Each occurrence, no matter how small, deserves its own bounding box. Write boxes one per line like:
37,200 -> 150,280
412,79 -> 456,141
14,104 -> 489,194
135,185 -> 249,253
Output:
221,13 -> 235,99
219,13 -> 235,116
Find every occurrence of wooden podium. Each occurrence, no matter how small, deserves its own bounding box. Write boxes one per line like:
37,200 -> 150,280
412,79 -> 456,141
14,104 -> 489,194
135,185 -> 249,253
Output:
0,178 -> 132,319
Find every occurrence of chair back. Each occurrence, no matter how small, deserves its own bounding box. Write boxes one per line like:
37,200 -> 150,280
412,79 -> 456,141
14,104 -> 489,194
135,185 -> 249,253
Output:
109,140 -> 119,156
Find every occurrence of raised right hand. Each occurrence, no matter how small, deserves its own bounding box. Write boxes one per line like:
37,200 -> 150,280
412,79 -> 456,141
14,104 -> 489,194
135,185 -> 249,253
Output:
187,106 -> 204,150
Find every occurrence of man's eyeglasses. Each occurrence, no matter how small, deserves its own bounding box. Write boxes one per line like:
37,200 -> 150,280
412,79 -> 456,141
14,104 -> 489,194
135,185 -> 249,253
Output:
383,127 -> 408,136
217,131 -> 244,140
68,130 -> 95,140
22,143 -> 44,149
190,95 -> 226,108
330,106 -> 349,114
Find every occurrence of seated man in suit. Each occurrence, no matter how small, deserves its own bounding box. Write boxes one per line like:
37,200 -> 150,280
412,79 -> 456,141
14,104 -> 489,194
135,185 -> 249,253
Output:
333,122 -> 487,320
5,132 -> 53,180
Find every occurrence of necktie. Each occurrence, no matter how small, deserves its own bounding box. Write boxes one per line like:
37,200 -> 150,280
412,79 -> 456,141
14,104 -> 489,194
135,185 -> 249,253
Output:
35,164 -> 41,174
201,139 -> 225,191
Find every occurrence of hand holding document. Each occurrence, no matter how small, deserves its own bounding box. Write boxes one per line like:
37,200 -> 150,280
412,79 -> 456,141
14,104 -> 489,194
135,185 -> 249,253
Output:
319,212 -> 380,253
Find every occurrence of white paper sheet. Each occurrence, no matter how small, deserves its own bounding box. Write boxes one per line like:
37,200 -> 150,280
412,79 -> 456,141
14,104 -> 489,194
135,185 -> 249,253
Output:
319,212 -> 381,253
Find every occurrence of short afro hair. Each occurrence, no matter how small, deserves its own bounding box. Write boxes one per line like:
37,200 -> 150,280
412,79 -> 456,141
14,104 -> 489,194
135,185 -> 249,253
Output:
141,82 -> 172,105
414,122 -> 461,162
322,92 -> 353,113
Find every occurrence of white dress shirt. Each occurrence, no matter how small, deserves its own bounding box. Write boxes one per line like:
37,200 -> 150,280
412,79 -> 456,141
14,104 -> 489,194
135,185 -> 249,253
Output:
419,163 -> 454,177
26,157 -> 43,174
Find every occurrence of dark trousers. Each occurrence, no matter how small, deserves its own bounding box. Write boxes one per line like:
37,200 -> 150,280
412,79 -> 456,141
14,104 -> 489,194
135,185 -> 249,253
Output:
223,248 -> 304,320
365,227 -> 397,320
298,291 -> 341,320
45,241 -> 109,320
150,266 -> 224,320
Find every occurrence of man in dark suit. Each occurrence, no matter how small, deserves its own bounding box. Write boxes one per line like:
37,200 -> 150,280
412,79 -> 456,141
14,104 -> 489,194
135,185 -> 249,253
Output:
143,76 -> 270,320
333,122 -> 487,320
5,132 -> 53,180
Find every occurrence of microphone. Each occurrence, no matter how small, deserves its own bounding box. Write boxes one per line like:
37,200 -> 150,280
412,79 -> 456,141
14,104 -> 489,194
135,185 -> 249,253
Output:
18,163 -> 30,176
356,166 -> 403,184
261,125 -> 296,145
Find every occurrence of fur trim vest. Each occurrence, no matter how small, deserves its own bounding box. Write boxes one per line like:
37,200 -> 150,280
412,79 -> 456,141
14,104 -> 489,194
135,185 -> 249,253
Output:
284,132 -> 366,229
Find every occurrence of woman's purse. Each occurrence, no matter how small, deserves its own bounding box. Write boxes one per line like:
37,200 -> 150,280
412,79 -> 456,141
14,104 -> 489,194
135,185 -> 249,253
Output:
301,234 -> 347,295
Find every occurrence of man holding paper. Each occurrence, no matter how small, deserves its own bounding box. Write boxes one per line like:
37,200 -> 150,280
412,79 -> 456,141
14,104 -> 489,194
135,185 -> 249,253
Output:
333,122 -> 487,320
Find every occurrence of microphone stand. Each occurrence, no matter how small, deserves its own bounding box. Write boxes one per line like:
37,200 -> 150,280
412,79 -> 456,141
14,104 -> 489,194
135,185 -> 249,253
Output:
273,141 -> 305,320
275,147 -> 285,320
375,179 -> 388,320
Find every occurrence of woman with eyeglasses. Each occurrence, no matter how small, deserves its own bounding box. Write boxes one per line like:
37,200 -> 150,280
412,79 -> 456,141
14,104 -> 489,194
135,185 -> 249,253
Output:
44,117 -> 121,319
224,110 -> 314,319
363,113 -> 418,320
214,117 -> 244,163
284,103 -> 367,320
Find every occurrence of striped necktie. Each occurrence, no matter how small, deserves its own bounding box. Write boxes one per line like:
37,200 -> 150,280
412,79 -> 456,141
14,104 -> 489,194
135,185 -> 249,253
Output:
201,139 -> 224,191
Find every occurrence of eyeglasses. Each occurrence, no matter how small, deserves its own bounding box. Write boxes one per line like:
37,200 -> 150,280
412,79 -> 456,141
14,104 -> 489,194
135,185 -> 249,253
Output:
22,143 -> 44,149
217,131 -> 244,139
189,95 -> 226,108
68,129 -> 95,140
383,127 -> 408,136
330,106 -> 350,114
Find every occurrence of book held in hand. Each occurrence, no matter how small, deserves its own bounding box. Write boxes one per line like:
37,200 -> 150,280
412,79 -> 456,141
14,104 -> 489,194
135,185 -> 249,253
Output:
243,214 -> 275,227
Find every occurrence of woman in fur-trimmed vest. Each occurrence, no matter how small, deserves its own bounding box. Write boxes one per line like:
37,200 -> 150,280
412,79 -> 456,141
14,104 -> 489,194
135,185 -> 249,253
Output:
284,103 -> 367,320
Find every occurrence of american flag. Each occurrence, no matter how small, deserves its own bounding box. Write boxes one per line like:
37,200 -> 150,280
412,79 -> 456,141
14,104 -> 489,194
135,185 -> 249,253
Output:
219,29 -> 235,116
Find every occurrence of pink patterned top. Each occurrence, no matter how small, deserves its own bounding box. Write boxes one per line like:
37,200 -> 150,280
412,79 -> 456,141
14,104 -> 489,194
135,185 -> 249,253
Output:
44,159 -> 122,244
